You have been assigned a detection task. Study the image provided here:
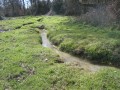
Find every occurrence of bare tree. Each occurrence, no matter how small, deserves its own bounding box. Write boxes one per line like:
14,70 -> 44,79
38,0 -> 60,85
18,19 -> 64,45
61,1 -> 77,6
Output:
64,0 -> 81,15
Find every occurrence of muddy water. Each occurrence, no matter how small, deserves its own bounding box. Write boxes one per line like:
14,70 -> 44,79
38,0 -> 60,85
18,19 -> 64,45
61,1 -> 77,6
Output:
40,30 -> 101,72
41,30 -> 53,48
0,30 -> 5,33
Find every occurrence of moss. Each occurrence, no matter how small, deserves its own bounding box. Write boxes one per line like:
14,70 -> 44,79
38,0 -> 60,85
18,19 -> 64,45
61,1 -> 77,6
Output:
43,16 -> 120,66
0,16 -> 120,90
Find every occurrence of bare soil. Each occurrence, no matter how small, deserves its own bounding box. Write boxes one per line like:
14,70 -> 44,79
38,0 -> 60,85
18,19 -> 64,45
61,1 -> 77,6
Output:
40,30 -> 103,72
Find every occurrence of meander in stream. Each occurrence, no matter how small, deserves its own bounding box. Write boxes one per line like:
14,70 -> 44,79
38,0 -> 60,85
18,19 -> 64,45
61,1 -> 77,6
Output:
40,29 -> 102,72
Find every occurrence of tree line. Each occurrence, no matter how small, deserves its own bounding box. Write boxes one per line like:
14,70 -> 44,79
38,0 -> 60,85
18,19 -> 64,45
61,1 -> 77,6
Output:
0,0 -> 119,16
0,0 -> 51,16
0,0 -> 120,26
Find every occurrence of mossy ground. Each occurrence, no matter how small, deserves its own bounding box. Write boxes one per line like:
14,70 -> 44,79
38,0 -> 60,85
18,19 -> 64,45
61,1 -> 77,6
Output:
41,16 -> 120,66
0,16 -> 120,90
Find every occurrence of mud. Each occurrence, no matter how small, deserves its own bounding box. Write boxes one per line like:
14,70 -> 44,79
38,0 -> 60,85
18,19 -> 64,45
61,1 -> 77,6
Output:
40,30 -> 102,72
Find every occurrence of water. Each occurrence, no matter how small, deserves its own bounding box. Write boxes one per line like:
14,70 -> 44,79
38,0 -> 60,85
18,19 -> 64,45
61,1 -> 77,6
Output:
0,30 -> 5,33
41,30 -> 52,48
40,30 -> 101,72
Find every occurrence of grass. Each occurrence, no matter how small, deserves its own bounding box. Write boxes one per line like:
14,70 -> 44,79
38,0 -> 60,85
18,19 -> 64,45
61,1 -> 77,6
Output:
40,16 -> 120,66
0,16 -> 120,90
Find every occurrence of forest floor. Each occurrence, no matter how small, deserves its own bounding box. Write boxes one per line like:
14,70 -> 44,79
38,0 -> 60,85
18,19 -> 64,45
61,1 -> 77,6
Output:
0,16 -> 120,90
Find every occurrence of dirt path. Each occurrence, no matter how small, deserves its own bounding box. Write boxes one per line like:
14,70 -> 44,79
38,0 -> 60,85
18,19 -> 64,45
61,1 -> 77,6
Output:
40,30 -> 103,72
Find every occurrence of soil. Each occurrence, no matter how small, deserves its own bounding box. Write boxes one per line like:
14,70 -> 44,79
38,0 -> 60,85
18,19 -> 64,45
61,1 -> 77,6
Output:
40,30 -> 103,72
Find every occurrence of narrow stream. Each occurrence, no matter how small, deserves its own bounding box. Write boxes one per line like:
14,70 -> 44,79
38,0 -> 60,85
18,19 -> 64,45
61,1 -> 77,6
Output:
40,30 -> 102,72
0,30 -> 5,33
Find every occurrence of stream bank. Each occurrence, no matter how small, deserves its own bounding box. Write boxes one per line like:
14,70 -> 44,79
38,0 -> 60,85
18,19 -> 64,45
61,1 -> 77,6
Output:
40,29 -> 102,72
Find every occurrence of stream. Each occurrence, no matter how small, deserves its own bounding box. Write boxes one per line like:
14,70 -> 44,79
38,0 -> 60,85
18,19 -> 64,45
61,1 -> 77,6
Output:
0,29 -> 6,33
40,29 -> 102,72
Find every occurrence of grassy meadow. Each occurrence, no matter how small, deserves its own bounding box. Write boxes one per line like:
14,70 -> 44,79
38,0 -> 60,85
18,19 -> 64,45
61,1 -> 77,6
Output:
42,16 -> 120,66
0,16 -> 120,90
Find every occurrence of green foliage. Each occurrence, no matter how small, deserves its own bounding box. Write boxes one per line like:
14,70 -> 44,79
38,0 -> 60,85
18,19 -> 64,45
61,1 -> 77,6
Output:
42,16 -> 120,66
0,16 -> 120,90
60,39 -> 76,52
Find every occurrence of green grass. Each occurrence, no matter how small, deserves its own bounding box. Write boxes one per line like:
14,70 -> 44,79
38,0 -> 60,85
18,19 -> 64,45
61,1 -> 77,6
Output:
0,16 -> 120,90
40,16 -> 120,66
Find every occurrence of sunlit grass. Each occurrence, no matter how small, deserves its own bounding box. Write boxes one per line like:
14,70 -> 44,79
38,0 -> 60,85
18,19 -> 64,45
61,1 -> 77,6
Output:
0,16 -> 120,90
43,16 -> 120,66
